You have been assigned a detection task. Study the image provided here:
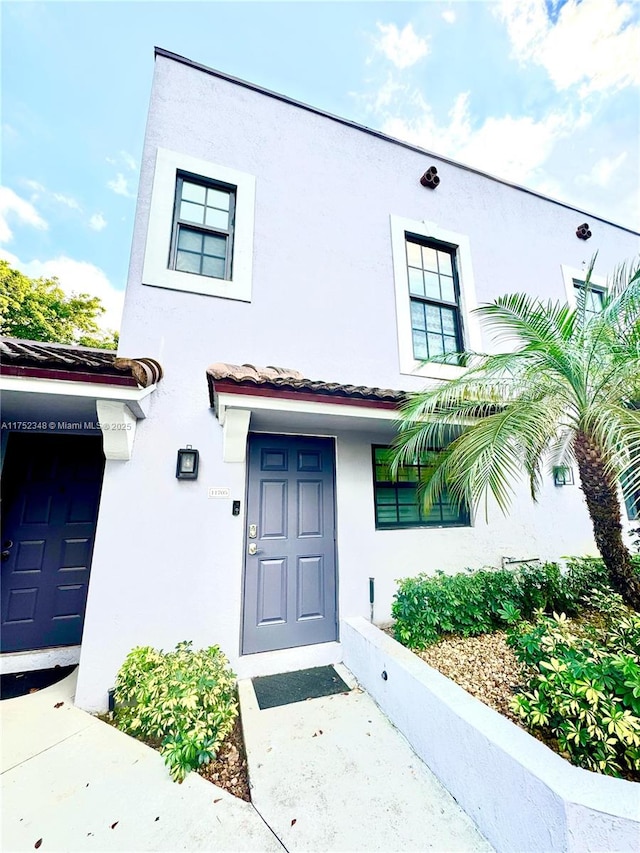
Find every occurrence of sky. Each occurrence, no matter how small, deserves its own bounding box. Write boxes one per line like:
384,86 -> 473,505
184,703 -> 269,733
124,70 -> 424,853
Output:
1,0 -> 639,335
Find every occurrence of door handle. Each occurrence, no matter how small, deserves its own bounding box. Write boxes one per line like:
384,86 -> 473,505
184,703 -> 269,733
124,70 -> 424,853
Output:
1,540 -> 13,562
248,543 -> 262,556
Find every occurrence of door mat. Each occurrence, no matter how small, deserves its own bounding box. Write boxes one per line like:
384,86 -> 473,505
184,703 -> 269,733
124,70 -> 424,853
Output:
252,665 -> 351,710
0,665 -> 76,700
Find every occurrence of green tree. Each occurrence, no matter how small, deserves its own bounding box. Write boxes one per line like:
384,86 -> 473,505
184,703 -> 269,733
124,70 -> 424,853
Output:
0,260 -> 118,349
393,259 -> 640,610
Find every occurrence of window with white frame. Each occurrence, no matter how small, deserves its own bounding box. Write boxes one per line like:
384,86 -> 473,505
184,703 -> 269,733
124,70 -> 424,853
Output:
561,265 -> 606,315
406,237 -> 463,360
573,279 -> 605,317
171,175 -> 235,280
390,216 -> 481,379
142,148 -> 256,301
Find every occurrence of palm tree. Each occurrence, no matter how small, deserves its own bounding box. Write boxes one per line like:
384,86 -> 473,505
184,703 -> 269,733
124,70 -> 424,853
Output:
393,259 -> 640,610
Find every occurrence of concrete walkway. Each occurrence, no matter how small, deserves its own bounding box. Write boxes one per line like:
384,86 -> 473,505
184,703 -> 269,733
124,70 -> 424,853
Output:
1,671 -> 282,852
2,666 -> 492,852
239,665 -> 492,853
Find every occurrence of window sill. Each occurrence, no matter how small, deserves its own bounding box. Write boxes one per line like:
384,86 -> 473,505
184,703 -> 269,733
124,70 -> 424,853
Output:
400,361 -> 466,381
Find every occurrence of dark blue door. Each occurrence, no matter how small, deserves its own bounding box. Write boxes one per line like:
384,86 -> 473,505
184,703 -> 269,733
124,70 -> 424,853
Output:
242,434 -> 337,654
1,433 -> 104,652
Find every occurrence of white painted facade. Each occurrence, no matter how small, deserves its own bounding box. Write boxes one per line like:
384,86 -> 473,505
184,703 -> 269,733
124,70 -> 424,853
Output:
75,49 -> 640,711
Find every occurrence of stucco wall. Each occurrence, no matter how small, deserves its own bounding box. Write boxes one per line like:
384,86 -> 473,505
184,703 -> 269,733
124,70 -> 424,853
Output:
75,53 -> 639,711
342,618 -> 640,853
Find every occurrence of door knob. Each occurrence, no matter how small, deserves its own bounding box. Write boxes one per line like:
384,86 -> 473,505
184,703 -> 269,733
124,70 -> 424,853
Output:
1,540 -> 13,561
248,543 -> 260,556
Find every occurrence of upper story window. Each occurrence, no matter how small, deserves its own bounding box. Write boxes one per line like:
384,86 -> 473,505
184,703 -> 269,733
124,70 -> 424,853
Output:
142,148 -> 255,302
372,445 -> 470,529
406,237 -> 462,361
573,279 -> 604,318
171,175 -> 236,280
390,216 -> 481,380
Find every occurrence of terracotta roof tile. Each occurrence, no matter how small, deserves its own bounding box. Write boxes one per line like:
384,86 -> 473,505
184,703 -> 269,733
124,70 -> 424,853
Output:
207,362 -> 406,407
0,338 -> 163,388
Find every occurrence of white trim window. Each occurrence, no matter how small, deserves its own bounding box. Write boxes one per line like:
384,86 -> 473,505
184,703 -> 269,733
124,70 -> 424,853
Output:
142,148 -> 256,302
561,264 -> 606,316
390,216 -> 481,379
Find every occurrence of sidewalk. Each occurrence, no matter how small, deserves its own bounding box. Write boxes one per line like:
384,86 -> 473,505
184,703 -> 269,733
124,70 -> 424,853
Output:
239,665 -> 493,852
2,666 -> 493,852
1,671 -> 282,852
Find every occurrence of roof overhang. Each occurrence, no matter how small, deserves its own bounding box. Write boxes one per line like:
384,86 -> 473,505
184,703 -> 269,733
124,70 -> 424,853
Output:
0,339 -> 164,460
207,363 -> 405,461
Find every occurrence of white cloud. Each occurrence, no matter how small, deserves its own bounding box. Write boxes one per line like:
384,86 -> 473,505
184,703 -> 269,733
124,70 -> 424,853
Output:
25,179 -> 46,195
120,150 -> 137,171
496,0 -> 640,96
0,249 -> 124,333
0,187 -> 48,243
442,10 -> 456,24
52,192 -> 81,210
24,180 -> 82,212
380,90 -> 580,186
88,212 -> 107,232
576,152 -> 628,189
372,22 -> 430,70
107,172 -> 134,198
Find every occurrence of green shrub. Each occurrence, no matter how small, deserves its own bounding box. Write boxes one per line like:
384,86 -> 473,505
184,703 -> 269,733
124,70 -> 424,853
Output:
391,557 -> 615,649
507,593 -> 640,779
114,641 -> 237,782
392,568 -> 521,648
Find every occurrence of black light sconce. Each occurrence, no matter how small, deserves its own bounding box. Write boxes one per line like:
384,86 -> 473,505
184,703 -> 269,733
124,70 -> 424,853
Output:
553,466 -> 574,487
576,222 -> 592,240
176,445 -> 199,480
420,165 -> 440,189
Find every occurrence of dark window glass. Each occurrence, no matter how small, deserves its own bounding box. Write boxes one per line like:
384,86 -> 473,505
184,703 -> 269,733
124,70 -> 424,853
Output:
406,237 -> 462,361
372,446 -> 470,529
170,175 -> 236,280
622,468 -> 640,521
573,280 -> 604,318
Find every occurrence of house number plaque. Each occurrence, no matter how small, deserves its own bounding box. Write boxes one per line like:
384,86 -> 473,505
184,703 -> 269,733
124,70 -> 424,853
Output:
208,487 -> 231,499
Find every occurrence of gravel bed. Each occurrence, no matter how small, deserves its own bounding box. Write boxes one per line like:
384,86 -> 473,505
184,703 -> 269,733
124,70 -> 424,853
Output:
415,630 -> 525,724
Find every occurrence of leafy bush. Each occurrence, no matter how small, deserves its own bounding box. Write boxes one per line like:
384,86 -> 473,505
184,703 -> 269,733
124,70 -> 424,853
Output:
392,568 -> 519,648
508,593 -> 640,779
114,641 -> 237,782
391,557 -> 614,649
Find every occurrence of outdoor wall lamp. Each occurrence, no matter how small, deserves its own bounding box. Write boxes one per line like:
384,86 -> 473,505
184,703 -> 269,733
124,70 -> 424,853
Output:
576,222 -> 592,240
553,466 -> 574,486
420,165 -> 440,189
176,445 -> 199,480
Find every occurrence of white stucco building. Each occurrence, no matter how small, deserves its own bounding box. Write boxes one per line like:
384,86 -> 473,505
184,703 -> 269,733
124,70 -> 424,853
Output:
2,48 -> 639,711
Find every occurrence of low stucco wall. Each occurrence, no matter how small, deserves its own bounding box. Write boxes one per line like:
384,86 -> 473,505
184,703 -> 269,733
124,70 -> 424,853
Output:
341,617 -> 640,853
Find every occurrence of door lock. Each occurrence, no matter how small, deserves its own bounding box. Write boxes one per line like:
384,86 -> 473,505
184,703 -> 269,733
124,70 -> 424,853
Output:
249,524 -> 257,539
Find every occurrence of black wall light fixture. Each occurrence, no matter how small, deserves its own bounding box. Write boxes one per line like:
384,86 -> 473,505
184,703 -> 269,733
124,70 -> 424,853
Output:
553,466 -> 574,486
576,222 -> 592,240
420,165 -> 440,189
176,445 -> 199,479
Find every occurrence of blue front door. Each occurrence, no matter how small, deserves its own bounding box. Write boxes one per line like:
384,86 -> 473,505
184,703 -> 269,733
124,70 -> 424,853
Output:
1,433 -> 104,653
242,434 -> 338,654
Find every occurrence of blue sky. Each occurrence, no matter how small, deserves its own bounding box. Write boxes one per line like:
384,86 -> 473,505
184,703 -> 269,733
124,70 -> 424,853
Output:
1,0 -> 638,334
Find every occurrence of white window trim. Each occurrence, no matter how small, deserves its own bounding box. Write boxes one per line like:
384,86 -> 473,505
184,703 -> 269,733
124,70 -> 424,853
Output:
561,264 -> 607,308
390,216 -> 482,379
142,147 -> 256,302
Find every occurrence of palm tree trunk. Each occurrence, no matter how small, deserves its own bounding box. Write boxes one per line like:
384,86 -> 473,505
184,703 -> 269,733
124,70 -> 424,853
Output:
574,431 -> 640,610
